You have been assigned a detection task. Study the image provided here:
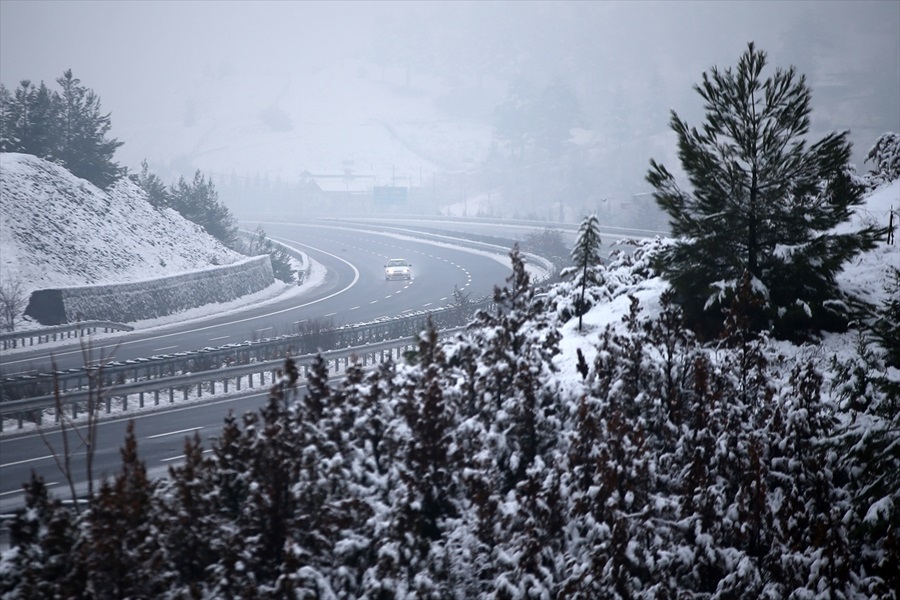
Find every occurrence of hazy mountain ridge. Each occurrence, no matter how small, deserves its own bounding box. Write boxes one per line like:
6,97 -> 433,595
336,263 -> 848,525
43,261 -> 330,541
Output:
0,152 -> 244,298
131,58 -> 497,190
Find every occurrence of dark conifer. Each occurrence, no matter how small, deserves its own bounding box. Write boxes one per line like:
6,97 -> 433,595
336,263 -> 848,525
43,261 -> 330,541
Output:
81,421 -> 164,598
54,69 -> 124,189
648,42 -> 886,339
567,213 -> 603,331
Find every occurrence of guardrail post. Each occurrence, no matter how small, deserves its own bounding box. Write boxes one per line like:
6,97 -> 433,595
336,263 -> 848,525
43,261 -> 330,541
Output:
236,375 -> 241,391
183,388 -> 188,402
154,390 -> 160,406
105,397 -> 112,414
169,388 -> 174,404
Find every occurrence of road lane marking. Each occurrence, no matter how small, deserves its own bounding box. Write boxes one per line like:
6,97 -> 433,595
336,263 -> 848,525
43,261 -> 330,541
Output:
161,448 -> 213,463
209,336 -> 230,341
1,454 -> 54,468
147,426 -> 203,439
370,300 -> 378,304
0,481 -> 58,496
154,345 -> 178,352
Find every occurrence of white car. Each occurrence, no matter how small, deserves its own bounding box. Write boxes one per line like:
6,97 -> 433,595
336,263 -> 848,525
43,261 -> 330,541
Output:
384,258 -> 412,280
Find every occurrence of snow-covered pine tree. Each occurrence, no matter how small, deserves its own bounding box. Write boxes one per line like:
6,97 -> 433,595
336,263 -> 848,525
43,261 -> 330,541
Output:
204,411 -> 257,596
80,421 -> 166,598
865,132 -> 900,186
566,213 -> 603,331
829,267 -> 900,595
238,398 -> 302,592
364,324 -> 462,597
0,474 -> 80,598
463,245 -> 562,492
647,42 -> 885,340
153,431 -> 219,595
764,361 -> 871,597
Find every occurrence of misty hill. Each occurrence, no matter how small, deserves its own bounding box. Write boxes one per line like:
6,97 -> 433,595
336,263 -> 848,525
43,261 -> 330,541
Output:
0,152 -> 244,300
129,58 -> 497,203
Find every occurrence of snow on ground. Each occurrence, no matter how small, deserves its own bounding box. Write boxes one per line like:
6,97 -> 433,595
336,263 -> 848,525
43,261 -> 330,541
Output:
0,153 -> 245,296
554,180 -> 900,391
2,150 -> 896,440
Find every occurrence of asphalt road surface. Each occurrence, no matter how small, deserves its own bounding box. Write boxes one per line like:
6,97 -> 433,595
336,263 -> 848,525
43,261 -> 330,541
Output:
0,218 -> 524,515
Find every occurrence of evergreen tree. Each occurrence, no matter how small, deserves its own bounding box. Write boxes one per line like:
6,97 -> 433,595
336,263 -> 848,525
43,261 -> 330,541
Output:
132,159 -> 171,209
0,474 -> 79,598
647,42 -> 885,339
463,245 -> 562,491
0,72 -> 123,188
80,421 -> 165,598
1,80 -> 58,159
54,69 -> 124,189
366,325 -> 462,597
154,432 -> 219,596
247,226 -> 296,283
0,83 -> 13,151
864,132 -> 900,186
566,213 -> 603,331
170,170 -> 238,246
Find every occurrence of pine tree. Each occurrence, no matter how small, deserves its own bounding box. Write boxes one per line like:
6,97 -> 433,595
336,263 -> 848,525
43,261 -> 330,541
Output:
647,42 -> 885,340
154,432 -> 219,596
864,132 -> 900,186
1,80 -> 57,159
566,213 -> 603,331
0,83 -> 13,151
170,170 -> 237,246
365,325 -> 463,597
0,474 -> 80,598
55,69 -> 124,189
463,245 -> 562,491
132,159 -> 171,209
81,421 -> 165,598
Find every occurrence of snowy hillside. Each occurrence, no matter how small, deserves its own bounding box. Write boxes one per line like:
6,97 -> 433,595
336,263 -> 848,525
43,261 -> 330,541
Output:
554,179 -> 900,380
0,152 -> 245,298
125,58 -> 497,194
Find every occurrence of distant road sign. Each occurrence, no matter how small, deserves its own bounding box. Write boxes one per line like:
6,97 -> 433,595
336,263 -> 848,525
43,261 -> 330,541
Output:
374,186 -> 408,206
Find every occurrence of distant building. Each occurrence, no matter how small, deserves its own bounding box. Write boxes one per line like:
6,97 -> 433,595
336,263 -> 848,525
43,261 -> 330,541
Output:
298,170 -> 374,213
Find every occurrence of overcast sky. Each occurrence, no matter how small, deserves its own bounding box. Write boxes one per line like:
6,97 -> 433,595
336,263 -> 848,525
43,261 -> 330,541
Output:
2,0 -> 898,212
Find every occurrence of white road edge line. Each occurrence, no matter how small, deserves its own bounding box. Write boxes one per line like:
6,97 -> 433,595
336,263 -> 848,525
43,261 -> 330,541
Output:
147,426 -> 203,439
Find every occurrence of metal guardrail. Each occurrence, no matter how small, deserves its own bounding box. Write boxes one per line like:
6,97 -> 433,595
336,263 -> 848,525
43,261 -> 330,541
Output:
0,335 -> 431,432
0,299 -> 488,402
0,321 -> 134,351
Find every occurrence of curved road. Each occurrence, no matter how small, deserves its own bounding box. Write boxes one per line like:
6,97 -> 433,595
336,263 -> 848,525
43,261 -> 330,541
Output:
1,220 -> 523,513
1,222 -> 515,377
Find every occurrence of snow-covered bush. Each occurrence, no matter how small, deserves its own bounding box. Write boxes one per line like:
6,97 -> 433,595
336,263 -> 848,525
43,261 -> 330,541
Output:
865,132 -> 900,187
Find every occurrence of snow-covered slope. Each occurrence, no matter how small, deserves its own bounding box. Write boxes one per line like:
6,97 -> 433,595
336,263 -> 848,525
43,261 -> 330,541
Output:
554,180 -> 900,379
0,153 -> 245,298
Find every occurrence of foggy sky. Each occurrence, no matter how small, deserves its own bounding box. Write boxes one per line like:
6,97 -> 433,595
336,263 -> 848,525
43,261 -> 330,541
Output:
1,0 -> 898,206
